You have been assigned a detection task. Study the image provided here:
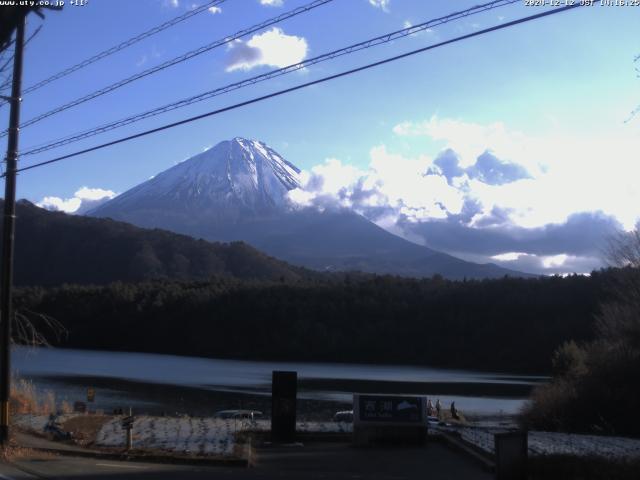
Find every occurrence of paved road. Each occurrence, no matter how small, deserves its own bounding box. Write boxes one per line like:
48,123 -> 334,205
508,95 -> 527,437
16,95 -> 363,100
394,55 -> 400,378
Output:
0,441 -> 493,479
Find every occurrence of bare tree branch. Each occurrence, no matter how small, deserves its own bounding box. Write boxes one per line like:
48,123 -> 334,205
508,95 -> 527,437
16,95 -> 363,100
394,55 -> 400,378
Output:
604,229 -> 640,268
12,308 -> 67,347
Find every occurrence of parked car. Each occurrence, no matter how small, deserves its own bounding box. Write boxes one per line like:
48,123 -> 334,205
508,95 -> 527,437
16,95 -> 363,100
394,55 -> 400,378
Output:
214,409 -> 263,421
333,410 -> 354,423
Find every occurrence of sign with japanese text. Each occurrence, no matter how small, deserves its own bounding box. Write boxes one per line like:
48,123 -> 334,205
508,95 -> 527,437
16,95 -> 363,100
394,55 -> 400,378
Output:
354,394 -> 426,426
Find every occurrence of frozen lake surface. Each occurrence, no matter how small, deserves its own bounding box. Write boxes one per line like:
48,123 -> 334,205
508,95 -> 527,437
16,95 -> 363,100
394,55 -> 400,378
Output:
13,346 -> 546,415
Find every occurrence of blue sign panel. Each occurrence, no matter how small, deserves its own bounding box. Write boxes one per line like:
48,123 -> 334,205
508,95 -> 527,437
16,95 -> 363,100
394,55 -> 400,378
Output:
357,395 -> 424,423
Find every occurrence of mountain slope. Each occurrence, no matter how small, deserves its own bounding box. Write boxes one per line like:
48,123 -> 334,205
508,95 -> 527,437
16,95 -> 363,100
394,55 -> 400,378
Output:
89,137 -> 532,279
93,138 -> 299,224
8,200 -> 307,286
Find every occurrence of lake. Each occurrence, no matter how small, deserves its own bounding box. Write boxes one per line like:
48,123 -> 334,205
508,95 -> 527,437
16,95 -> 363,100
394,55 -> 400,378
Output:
12,346 -> 547,418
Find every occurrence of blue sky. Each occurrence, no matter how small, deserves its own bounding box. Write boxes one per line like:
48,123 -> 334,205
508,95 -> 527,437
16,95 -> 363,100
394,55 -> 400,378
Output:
6,0 -> 640,274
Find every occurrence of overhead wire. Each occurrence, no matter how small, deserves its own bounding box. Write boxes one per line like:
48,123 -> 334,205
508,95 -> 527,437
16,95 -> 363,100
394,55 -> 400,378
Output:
1,0 -> 335,137
21,0 -> 520,156
13,4 -> 583,175
0,0 -> 228,107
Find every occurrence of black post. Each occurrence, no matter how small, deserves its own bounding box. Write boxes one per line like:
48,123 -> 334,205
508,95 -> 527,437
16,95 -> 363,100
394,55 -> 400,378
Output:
271,371 -> 297,443
495,431 -> 528,480
0,14 -> 25,446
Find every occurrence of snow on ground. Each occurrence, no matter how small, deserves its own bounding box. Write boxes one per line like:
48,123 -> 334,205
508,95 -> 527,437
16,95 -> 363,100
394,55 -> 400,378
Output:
437,425 -> 640,460
14,414 -> 75,432
528,431 -> 640,459
249,419 -> 353,434
95,416 -> 237,456
14,414 -> 352,456
15,413 -> 640,461
14,414 -> 240,457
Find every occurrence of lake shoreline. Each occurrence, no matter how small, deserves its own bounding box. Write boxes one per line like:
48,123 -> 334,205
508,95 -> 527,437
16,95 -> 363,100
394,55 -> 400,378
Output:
20,373 -> 521,429
16,344 -> 552,377
13,346 -> 541,419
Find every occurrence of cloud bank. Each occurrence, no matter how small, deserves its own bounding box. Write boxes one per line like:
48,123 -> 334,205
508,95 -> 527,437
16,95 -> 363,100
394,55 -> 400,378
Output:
288,117 -> 640,275
369,0 -> 390,12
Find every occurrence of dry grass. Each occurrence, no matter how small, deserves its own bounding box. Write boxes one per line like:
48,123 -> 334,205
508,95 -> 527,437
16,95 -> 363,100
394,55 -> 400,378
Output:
10,377 -> 72,415
0,435 -> 54,462
437,409 -> 467,425
62,415 -> 110,446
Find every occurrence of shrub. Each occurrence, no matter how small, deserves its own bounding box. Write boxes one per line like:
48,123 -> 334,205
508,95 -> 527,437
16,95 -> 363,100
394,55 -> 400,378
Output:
10,378 -> 63,415
522,265 -> 640,436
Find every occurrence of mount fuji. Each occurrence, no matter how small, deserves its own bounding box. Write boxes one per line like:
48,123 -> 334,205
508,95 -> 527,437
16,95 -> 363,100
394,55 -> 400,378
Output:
88,137 -> 529,279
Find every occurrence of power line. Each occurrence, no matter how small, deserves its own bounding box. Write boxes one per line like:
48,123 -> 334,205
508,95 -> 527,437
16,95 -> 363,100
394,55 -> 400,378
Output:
0,0 -> 227,108
13,4 -> 583,176
1,0 -> 335,137
21,0 -> 520,156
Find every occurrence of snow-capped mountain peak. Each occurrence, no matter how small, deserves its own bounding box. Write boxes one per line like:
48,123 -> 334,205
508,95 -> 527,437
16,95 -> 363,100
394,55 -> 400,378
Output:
91,138 -> 301,216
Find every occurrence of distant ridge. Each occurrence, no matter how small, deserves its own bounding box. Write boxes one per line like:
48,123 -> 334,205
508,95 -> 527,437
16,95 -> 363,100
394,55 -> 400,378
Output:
7,200 -> 308,286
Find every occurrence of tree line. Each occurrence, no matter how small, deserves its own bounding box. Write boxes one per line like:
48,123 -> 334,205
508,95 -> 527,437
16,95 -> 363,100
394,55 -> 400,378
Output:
14,271 -> 613,374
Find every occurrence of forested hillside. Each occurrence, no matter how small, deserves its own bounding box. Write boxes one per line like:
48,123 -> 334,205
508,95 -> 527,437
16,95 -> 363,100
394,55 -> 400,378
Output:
8,200 -> 309,285
15,272 -> 610,373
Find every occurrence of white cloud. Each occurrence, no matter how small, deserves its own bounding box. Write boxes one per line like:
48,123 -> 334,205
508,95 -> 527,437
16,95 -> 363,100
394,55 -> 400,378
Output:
135,45 -> 161,69
208,5 -> 221,14
491,252 -> 527,262
136,54 -> 148,67
292,117 -> 640,234
288,116 -> 640,274
288,158 -> 367,210
288,146 -> 464,222
393,116 -> 537,172
369,0 -> 390,12
260,0 -> 283,6
393,116 -> 640,231
37,187 -> 117,215
225,28 -> 308,72
164,0 -> 179,8
541,254 -> 569,269
370,145 -> 465,219
38,196 -> 81,214
76,187 -> 114,201
488,251 -> 594,275
493,251 -> 569,269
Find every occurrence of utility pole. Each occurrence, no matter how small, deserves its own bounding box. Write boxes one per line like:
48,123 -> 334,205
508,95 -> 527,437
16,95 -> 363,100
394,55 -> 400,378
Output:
0,13 -> 25,446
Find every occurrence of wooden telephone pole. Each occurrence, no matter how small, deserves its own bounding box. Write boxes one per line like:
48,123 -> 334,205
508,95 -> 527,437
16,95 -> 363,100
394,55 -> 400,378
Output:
0,12 -> 25,446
